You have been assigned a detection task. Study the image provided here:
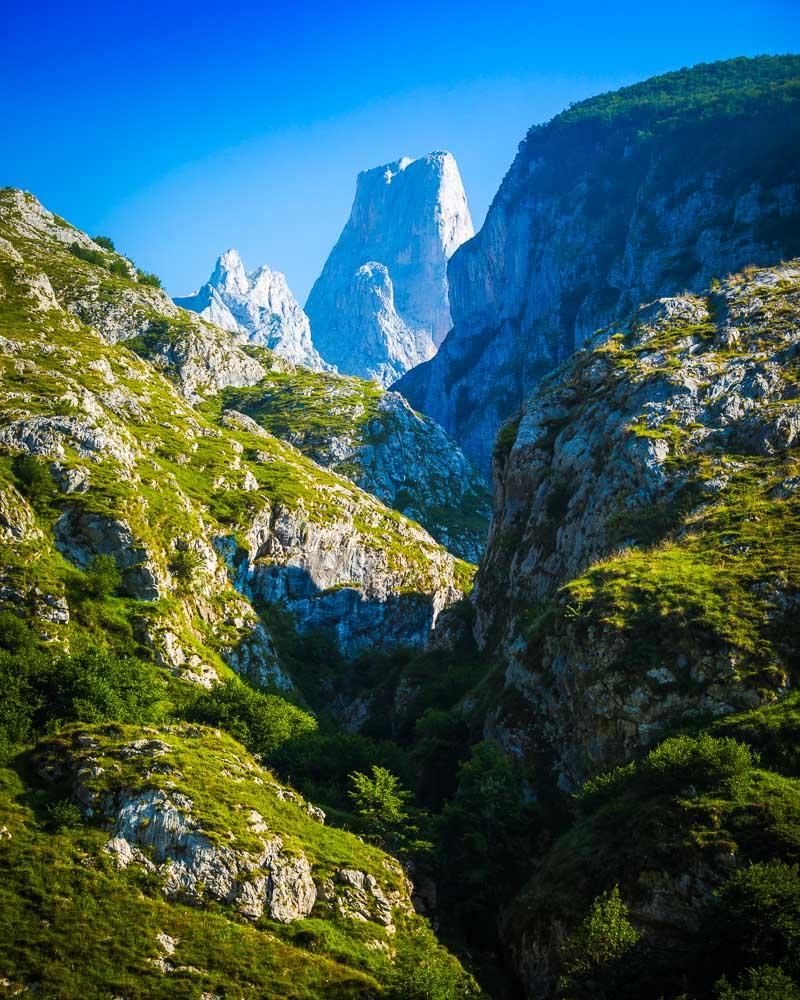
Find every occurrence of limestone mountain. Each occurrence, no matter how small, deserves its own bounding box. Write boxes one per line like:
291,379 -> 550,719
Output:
0,187 -> 474,671
473,259 -> 800,997
175,248 -> 328,370
305,151 -> 474,385
0,186 -> 479,997
397,56 -> 800,472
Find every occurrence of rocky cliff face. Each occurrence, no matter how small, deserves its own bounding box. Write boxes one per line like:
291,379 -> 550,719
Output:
216,365 -> 491,562
473,257 -> 800,999
397,56 -> 800,472
306,151 -> 473,385
0,188 -> 471,671
476,260 -> 800,788
175,249 -> 327,370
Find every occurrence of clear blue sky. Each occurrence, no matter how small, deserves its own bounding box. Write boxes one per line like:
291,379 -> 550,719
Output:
2,0 -> 797,301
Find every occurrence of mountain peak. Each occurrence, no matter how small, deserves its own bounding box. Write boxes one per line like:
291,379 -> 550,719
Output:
176,252 -> 328,371
305,150 -> 474,385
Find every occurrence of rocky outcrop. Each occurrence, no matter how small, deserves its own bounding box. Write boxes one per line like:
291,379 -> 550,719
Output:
42,725 -> 413,930
475,261 -> 800,789
176,250 -> 327,371
218,370 -> 491,561
306,151 -> 473,384
397,56 -> 800,471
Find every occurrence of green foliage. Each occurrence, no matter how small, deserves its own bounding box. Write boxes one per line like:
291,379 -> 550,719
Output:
38,648 -> 166,728
438,742 -> 529,924
560,885 -> 640,988
84,553 -> 122,599
704,862 -> 800,983
67,242 -> 107,268
47,799 -> 83,831
12,453 -> 56,512
185,677 -> 317,761
348,765 -> 412,843
92,236 -> 115,252
387,923 -> 479,999
715,966 -> 800,1000
168,545 -> 203,587
136,268 -> 162,288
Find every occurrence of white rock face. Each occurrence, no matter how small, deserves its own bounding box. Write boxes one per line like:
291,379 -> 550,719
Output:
176,250 -> 327,370
305,151 -> 473,385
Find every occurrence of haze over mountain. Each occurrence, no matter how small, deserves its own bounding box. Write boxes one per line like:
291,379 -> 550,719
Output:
305,151 -> 473,385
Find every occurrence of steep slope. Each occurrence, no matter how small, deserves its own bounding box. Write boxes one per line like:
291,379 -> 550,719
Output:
397,56 -> 800,471
175,249 -> 328,371
211,362 -> 491,562
0,187 -> 472,670
306,151 -> 473,385
477,259 -> 800,785
0,721 -> 474,998
472,259 -> 800,996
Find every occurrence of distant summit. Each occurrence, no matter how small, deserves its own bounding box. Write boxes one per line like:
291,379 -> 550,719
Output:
305,151 -> 473,385
175,250 -> 327,370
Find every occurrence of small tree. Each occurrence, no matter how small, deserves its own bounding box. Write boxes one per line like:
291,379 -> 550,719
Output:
348,765 -> 412,842
93,235 -> 116,251
85,554 -> 122,599
560,885 -> 640,987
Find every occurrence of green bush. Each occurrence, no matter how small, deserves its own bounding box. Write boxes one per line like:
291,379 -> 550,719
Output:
169,546 -> 204,587
715,966 -> 800,1000
38,649 -> 166,727
47,799 -> 83,831
84,554 -> 122,599
12,454 -> 56,513
68,242 -> 107,268
92,236 -> 115,251
186,678 -> 317,761
704,861 -> 800,982
136,268 -> 162,288
388,924 -> 478,999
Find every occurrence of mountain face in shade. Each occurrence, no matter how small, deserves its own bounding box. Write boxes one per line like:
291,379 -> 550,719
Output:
305,151 -> 474,385
175,249 -> 328,370
396,56 -> 800,473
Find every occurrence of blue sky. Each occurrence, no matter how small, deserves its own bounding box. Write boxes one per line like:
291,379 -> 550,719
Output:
2,1 -> 797,301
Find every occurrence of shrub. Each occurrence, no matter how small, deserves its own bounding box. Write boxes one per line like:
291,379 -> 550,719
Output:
169,546 -> 204,587
136,268 -> 162,288
186,678 -> 317,761
47,799 -> 83,831
68,242 -> 107,268
705,862 -> 800,981
12,454 -> 56,513
84,554 -> 122,599
560,885 -> 641,982
644,733 -> 756,797
387,924 -> 477,999
37,648 -> 165,727
92,235 -> 115,251
715,966 -> 800,1000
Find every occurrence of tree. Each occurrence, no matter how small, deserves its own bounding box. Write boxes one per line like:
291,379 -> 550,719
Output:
560,885 -> 641,987
348,765 -> 412,842
85,554 -> 122,599
92,235 -> 116,251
